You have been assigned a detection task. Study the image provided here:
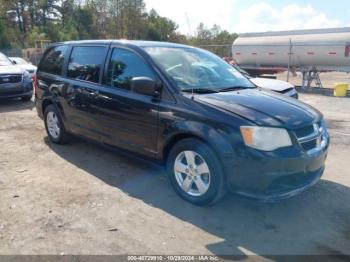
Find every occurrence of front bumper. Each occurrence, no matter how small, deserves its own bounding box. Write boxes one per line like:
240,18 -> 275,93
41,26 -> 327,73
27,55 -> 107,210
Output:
0,82 -> 33,99
226,140 -> 329,201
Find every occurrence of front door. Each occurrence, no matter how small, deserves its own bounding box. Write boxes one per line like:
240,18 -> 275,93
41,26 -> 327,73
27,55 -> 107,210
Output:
94,47 -> 160,157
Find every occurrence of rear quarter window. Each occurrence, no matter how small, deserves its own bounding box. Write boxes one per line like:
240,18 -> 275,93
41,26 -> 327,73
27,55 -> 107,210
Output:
38,45 -> 68,75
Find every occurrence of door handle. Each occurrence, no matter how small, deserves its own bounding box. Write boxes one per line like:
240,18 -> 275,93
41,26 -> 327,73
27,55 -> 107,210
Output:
82,89 -> 99,98
89,91 -> 99,97
97,93 -> 112,101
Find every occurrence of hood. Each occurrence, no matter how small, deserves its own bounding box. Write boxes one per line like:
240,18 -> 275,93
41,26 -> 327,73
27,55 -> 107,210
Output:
250,77 -> 294,92
195,89 -> 321,128
17,64 -> 37,72
0,65 -> 25,75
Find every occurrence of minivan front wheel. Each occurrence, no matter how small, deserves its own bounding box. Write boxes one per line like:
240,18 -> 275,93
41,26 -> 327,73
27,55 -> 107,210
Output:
167,138 -> 225,205
44,105 -> 69,144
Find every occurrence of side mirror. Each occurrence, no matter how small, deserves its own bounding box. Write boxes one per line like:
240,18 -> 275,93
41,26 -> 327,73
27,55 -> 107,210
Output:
130,77 -> 160,96
12,60 -> 17,64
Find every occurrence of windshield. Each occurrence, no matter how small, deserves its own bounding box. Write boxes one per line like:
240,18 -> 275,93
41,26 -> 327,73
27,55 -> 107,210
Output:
144,46 -> 255,91
233,65 -> 251,78
0,53 -> 13,66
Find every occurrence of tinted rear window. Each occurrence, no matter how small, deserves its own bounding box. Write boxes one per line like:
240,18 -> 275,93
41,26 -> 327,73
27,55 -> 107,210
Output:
39,45 -> 68,75
67,46 -> 107,84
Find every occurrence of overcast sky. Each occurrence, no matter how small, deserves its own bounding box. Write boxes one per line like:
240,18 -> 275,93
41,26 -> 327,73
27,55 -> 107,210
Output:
144,0 -> 350,35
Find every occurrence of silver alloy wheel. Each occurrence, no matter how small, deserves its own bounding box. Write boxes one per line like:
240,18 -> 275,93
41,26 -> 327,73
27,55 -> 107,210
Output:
174,150 -> 211,196
46,111 -> 60,139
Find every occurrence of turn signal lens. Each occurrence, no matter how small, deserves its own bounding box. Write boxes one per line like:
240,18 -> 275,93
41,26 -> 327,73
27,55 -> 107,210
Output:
240,127 -> 253,145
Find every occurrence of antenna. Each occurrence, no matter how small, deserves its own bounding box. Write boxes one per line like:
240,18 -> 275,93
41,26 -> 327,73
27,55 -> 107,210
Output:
287,38 -> 292,82
185,13 -> 194,98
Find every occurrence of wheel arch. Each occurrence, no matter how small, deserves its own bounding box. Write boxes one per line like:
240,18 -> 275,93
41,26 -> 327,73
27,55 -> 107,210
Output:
161,130 -> 233,170
163,131 -> 229,205
42,98 -> 53,116
162,133 -> 206,163
42,97 -> 65,120
161,120 -> 235,162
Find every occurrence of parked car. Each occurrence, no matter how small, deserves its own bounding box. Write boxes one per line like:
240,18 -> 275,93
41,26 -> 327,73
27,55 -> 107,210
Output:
0,52 -> 33,101
223,57 -> 299,98
35,41 -> 329,205
9,57 -> 37,77
233,64 -> 298,98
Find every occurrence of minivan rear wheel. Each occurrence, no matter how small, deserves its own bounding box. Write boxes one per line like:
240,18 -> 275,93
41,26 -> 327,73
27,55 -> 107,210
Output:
166,138 -> 226,205
44,105 -> 69,144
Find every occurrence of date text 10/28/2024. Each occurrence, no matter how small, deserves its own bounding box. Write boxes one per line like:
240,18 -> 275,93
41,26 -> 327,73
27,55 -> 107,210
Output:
127,256 -> 220,261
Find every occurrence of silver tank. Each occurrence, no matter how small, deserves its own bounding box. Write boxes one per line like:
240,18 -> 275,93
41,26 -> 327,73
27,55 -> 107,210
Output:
232,27 -> 350,71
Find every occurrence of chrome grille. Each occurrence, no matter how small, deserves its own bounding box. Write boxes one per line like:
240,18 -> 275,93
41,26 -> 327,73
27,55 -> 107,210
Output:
294,125 -> 315,138
301,139 -> 318,151
294,121 -> 328,155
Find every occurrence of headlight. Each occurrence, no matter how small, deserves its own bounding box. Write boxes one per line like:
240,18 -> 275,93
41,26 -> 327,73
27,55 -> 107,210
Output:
240,126 -> 292,151
23,71 -> 32,82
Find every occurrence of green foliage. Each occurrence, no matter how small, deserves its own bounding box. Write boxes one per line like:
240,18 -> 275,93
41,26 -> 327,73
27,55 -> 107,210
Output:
0,19 -> 11,48
0,0 -> 237,56
187,23 -> 238,57
145,9 -> 178,41
27,26 -> 47,47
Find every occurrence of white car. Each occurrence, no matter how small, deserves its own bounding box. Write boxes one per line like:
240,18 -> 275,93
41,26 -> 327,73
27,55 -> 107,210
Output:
250,77 -> 299,98
233,65 -> 298,99
0,52 -> 33,101
9,57 -> 37,77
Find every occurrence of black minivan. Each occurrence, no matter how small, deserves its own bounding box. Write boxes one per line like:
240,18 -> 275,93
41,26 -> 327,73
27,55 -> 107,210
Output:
35,40 -> 329,205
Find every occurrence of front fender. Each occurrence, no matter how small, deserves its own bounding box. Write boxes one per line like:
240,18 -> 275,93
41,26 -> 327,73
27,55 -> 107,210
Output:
159,120 -> 235,161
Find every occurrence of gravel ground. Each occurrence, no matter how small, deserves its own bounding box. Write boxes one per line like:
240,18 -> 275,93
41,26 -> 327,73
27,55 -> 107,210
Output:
0,94 -> 350,258
277,71 -> 350,89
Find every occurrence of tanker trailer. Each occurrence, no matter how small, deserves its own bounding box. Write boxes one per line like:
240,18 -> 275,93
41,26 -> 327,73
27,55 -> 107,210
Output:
232,27 -> 350,88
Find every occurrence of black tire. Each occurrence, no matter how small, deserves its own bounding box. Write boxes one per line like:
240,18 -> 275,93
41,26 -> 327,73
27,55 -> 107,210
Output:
44,104 -> 69,144
166,138 -> 226,206
21,94 -> 32,101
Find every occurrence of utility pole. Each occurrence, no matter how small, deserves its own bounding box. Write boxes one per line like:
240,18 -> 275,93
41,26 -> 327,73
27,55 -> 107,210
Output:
287,38 -> 292,82
185,13 -> 192,36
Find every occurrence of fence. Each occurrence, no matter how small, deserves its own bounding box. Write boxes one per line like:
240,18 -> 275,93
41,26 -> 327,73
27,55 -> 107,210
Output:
0,48 -> 22,58
0,48 -> 44,66
197,44 -> 232,58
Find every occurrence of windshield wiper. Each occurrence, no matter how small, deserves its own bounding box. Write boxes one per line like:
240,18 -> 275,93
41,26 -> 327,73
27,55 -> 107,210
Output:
218,86 -> 255,92
182,88 -> 219,94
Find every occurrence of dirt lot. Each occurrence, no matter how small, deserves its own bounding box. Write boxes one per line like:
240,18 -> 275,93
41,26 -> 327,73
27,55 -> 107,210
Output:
277,71 -> 350,89
0,94 -> 350,258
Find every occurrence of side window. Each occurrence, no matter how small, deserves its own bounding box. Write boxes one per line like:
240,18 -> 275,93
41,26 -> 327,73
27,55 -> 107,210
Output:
39,45 -> 67,75
67,46 -> 107,84
106,48 -> 155,90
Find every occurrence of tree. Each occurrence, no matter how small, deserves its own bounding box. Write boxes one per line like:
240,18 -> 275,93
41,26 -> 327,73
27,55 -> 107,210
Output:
187,23 -> 238,57
145,9 -> 179,41
0,0 -> 237,52
0,19 -> 11,48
